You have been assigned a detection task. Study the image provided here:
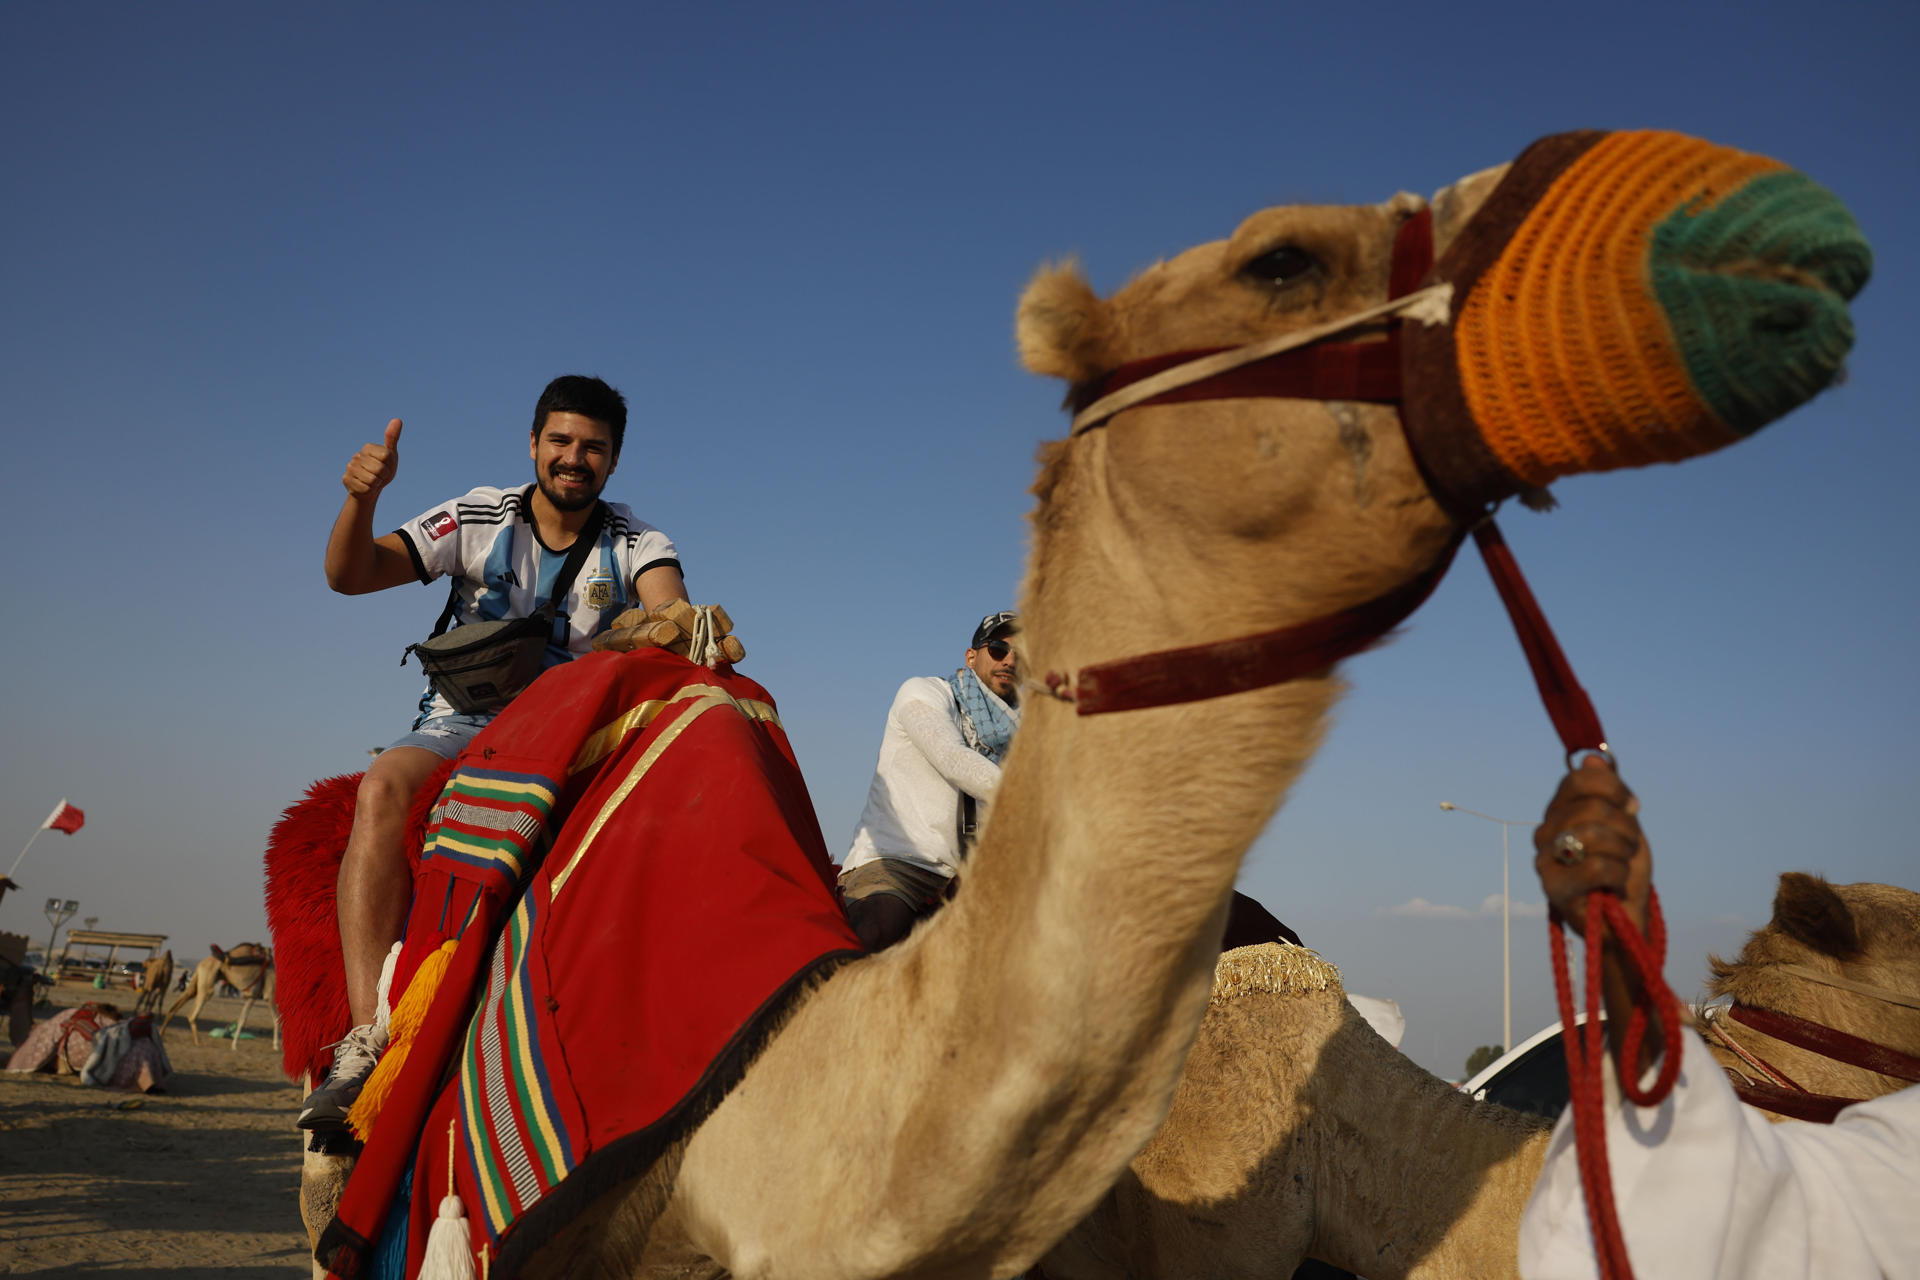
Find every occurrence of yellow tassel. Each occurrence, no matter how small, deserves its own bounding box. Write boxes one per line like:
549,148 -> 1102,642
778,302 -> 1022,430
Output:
347,940 -> 457,1139
419,1120 -> 478,1280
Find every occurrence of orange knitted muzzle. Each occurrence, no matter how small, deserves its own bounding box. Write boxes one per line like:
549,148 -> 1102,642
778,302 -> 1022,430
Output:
1403,130 -> 1870,514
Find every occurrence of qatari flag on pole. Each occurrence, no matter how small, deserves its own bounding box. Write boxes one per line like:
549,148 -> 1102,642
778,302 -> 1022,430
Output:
8,798 -> 87,882
41,800 -> 85,835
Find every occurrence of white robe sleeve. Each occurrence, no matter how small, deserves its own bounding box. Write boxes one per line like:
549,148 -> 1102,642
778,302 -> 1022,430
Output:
895,697 -> 1001,803
1520,1026 -> 1920,1280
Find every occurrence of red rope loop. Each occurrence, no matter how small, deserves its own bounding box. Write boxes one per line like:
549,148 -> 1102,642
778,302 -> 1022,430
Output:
1549,886 -> 1686,1280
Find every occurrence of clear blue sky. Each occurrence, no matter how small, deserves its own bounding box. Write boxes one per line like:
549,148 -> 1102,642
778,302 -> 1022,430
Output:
3,0 -> 1913,1078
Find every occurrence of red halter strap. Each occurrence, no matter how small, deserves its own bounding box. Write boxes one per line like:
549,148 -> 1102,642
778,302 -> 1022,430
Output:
1053,529 -> 1464,713
1726,1080 -> 1855,1124
1051,211 -> 1463,716
1702,999 -> 1920,1123
1073,211 -> 1429,420
1729,1002 -> 1920,1083
1047,209 -> 1610,762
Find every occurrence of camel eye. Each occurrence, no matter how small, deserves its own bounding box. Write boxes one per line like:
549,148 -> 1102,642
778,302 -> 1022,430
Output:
1241,244 -> 1319,286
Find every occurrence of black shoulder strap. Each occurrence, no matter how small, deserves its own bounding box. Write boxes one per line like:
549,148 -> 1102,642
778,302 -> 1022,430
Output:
539,499 -> 607,620
419,497 -> 606,643
426,579 -> 462,642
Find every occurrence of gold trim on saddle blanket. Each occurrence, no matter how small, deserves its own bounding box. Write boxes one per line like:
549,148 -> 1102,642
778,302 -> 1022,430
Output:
549,683 -> 778,897
569,689 -> 780,775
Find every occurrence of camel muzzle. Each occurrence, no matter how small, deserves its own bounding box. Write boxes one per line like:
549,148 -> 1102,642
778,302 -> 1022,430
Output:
1403,129 -> 1873,516
1046,129 -> 1871,720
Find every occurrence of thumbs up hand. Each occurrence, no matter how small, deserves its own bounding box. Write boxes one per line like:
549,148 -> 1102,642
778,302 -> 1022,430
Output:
343,418 -> 403,497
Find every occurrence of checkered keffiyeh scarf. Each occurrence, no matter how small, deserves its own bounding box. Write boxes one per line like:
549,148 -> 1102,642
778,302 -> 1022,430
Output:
948,667 -> 1020,764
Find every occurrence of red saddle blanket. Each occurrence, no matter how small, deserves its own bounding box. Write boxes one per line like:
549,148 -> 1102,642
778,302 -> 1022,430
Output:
318,650 -> 861,1278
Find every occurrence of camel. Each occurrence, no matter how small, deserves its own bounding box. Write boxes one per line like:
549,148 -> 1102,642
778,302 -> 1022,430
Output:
160,942 -> 277,1049
1037,876 -> 1919,1280
1038,943 -> 1551,1280
295,130 -> 1868,1278
132,949 -> 173,1016
1701,872 -> 1920,1117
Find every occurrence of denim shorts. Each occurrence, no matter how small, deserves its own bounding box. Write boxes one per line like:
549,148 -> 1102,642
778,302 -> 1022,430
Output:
386,711 -> 495,760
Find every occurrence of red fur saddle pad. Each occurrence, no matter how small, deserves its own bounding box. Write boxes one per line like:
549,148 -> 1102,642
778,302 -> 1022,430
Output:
315,650 -> 862,1278
266,762 -> 454,1085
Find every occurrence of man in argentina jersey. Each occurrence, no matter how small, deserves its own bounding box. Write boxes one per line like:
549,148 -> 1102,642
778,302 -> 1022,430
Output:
307,375 -> 688,1131
397,484 -> 679,719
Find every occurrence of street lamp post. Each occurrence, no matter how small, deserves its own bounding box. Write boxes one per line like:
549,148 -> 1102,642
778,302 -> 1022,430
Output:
1438,802 -> 1538,1053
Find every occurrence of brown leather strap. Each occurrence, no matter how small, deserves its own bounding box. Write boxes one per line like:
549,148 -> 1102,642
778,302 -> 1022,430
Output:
1729,1003 -> 1920,1083
1727,1076 -> 1856,1124
1072,208 -> 1434,424
1059,529 -> 1464,714
1073,333 -> 1404,419
1048,211 -> 1459,716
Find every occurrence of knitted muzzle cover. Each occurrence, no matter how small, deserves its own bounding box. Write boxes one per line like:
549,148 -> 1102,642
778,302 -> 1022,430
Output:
1403,130 -> 1872,515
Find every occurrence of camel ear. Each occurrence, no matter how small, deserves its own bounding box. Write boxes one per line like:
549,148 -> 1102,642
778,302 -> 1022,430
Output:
1772,871 -> 1861,960
1017,260 -> 1114,383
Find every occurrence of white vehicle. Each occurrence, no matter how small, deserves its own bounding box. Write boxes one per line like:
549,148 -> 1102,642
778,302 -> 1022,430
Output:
1459,1014 -> 1601,1119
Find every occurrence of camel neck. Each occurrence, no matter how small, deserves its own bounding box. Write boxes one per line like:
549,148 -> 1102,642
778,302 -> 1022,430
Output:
1302,1020 -> 1550,1279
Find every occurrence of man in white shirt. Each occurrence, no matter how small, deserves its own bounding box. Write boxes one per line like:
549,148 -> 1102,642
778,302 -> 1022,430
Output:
305,375 -> 689,1131
838,611 -> 1021,951
1520,758 -> 1919,1279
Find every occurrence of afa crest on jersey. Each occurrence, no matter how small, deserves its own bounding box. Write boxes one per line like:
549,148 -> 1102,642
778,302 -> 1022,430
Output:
583,568 -> 615,611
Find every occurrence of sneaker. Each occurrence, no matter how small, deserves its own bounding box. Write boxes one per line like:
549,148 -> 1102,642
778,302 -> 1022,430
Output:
297,1022 -> 388,1131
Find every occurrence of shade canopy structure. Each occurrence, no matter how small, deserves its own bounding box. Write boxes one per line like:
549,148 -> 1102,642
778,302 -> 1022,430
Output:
54,930 -> 167,981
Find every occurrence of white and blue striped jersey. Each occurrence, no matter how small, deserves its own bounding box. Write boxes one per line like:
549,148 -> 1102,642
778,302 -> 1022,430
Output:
395,484 -> 680,721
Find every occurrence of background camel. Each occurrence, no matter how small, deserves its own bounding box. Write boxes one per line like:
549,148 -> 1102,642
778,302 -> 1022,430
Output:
1039,875 -> 1918,1280
132,949 -> 173,1016
1702,872 -> 1920,1115
160,942 -> 275,1049
290,131 -> 1867,1279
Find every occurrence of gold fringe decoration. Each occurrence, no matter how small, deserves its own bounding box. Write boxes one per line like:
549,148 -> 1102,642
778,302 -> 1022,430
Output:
347,939 -> 458,1140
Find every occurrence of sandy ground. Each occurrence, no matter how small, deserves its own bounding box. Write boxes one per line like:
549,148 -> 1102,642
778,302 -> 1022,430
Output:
0,982 -> 311,1277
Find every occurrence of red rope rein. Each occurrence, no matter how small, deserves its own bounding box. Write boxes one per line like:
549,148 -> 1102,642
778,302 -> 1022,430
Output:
1478,526 -> 1687,1277
1549,888 -> 1687,1280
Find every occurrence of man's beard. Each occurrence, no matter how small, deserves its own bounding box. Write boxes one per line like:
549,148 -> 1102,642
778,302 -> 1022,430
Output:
538,467 -> 604,512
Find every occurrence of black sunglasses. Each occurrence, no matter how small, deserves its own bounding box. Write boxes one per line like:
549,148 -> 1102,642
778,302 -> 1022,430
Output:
982,639 -> 1012,660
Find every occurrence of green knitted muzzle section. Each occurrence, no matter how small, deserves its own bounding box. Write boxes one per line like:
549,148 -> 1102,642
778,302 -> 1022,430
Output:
1651,170 -> 1872,436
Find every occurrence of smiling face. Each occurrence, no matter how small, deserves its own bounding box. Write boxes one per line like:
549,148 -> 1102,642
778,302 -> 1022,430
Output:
530,411 -> 618,512
965,634 -> 1019,702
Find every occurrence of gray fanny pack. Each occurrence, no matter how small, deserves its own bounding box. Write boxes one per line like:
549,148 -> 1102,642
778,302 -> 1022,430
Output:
402,501 -> 605,715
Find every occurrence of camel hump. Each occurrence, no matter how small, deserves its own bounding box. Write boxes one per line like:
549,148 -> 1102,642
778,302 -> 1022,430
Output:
1213,940 -> 1342,1003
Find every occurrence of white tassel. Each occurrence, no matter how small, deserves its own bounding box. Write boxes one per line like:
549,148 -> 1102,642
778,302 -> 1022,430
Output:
372,940 -> 403,1039
419,1121 -> 478,1280
687,605 -> 722,668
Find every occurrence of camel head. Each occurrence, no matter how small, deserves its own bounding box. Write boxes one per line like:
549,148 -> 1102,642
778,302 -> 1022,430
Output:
1708,873 -> 1920,1024
1016,131 -> 1870,669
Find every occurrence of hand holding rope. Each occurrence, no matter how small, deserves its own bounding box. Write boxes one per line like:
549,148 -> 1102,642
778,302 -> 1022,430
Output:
1535,755 -> 1687,1280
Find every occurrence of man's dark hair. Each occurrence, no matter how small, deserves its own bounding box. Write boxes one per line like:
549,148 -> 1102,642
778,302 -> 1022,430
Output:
532,375 -> 627,455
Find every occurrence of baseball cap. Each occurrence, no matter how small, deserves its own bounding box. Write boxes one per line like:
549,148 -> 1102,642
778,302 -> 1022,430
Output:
970,611 -> 1018,648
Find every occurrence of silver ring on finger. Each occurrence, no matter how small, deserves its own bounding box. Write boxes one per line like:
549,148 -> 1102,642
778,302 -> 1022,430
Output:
1552,830 -> 1587,867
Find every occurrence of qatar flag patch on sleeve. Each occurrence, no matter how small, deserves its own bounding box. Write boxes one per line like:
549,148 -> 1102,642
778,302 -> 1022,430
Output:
423,510 -> 457,541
